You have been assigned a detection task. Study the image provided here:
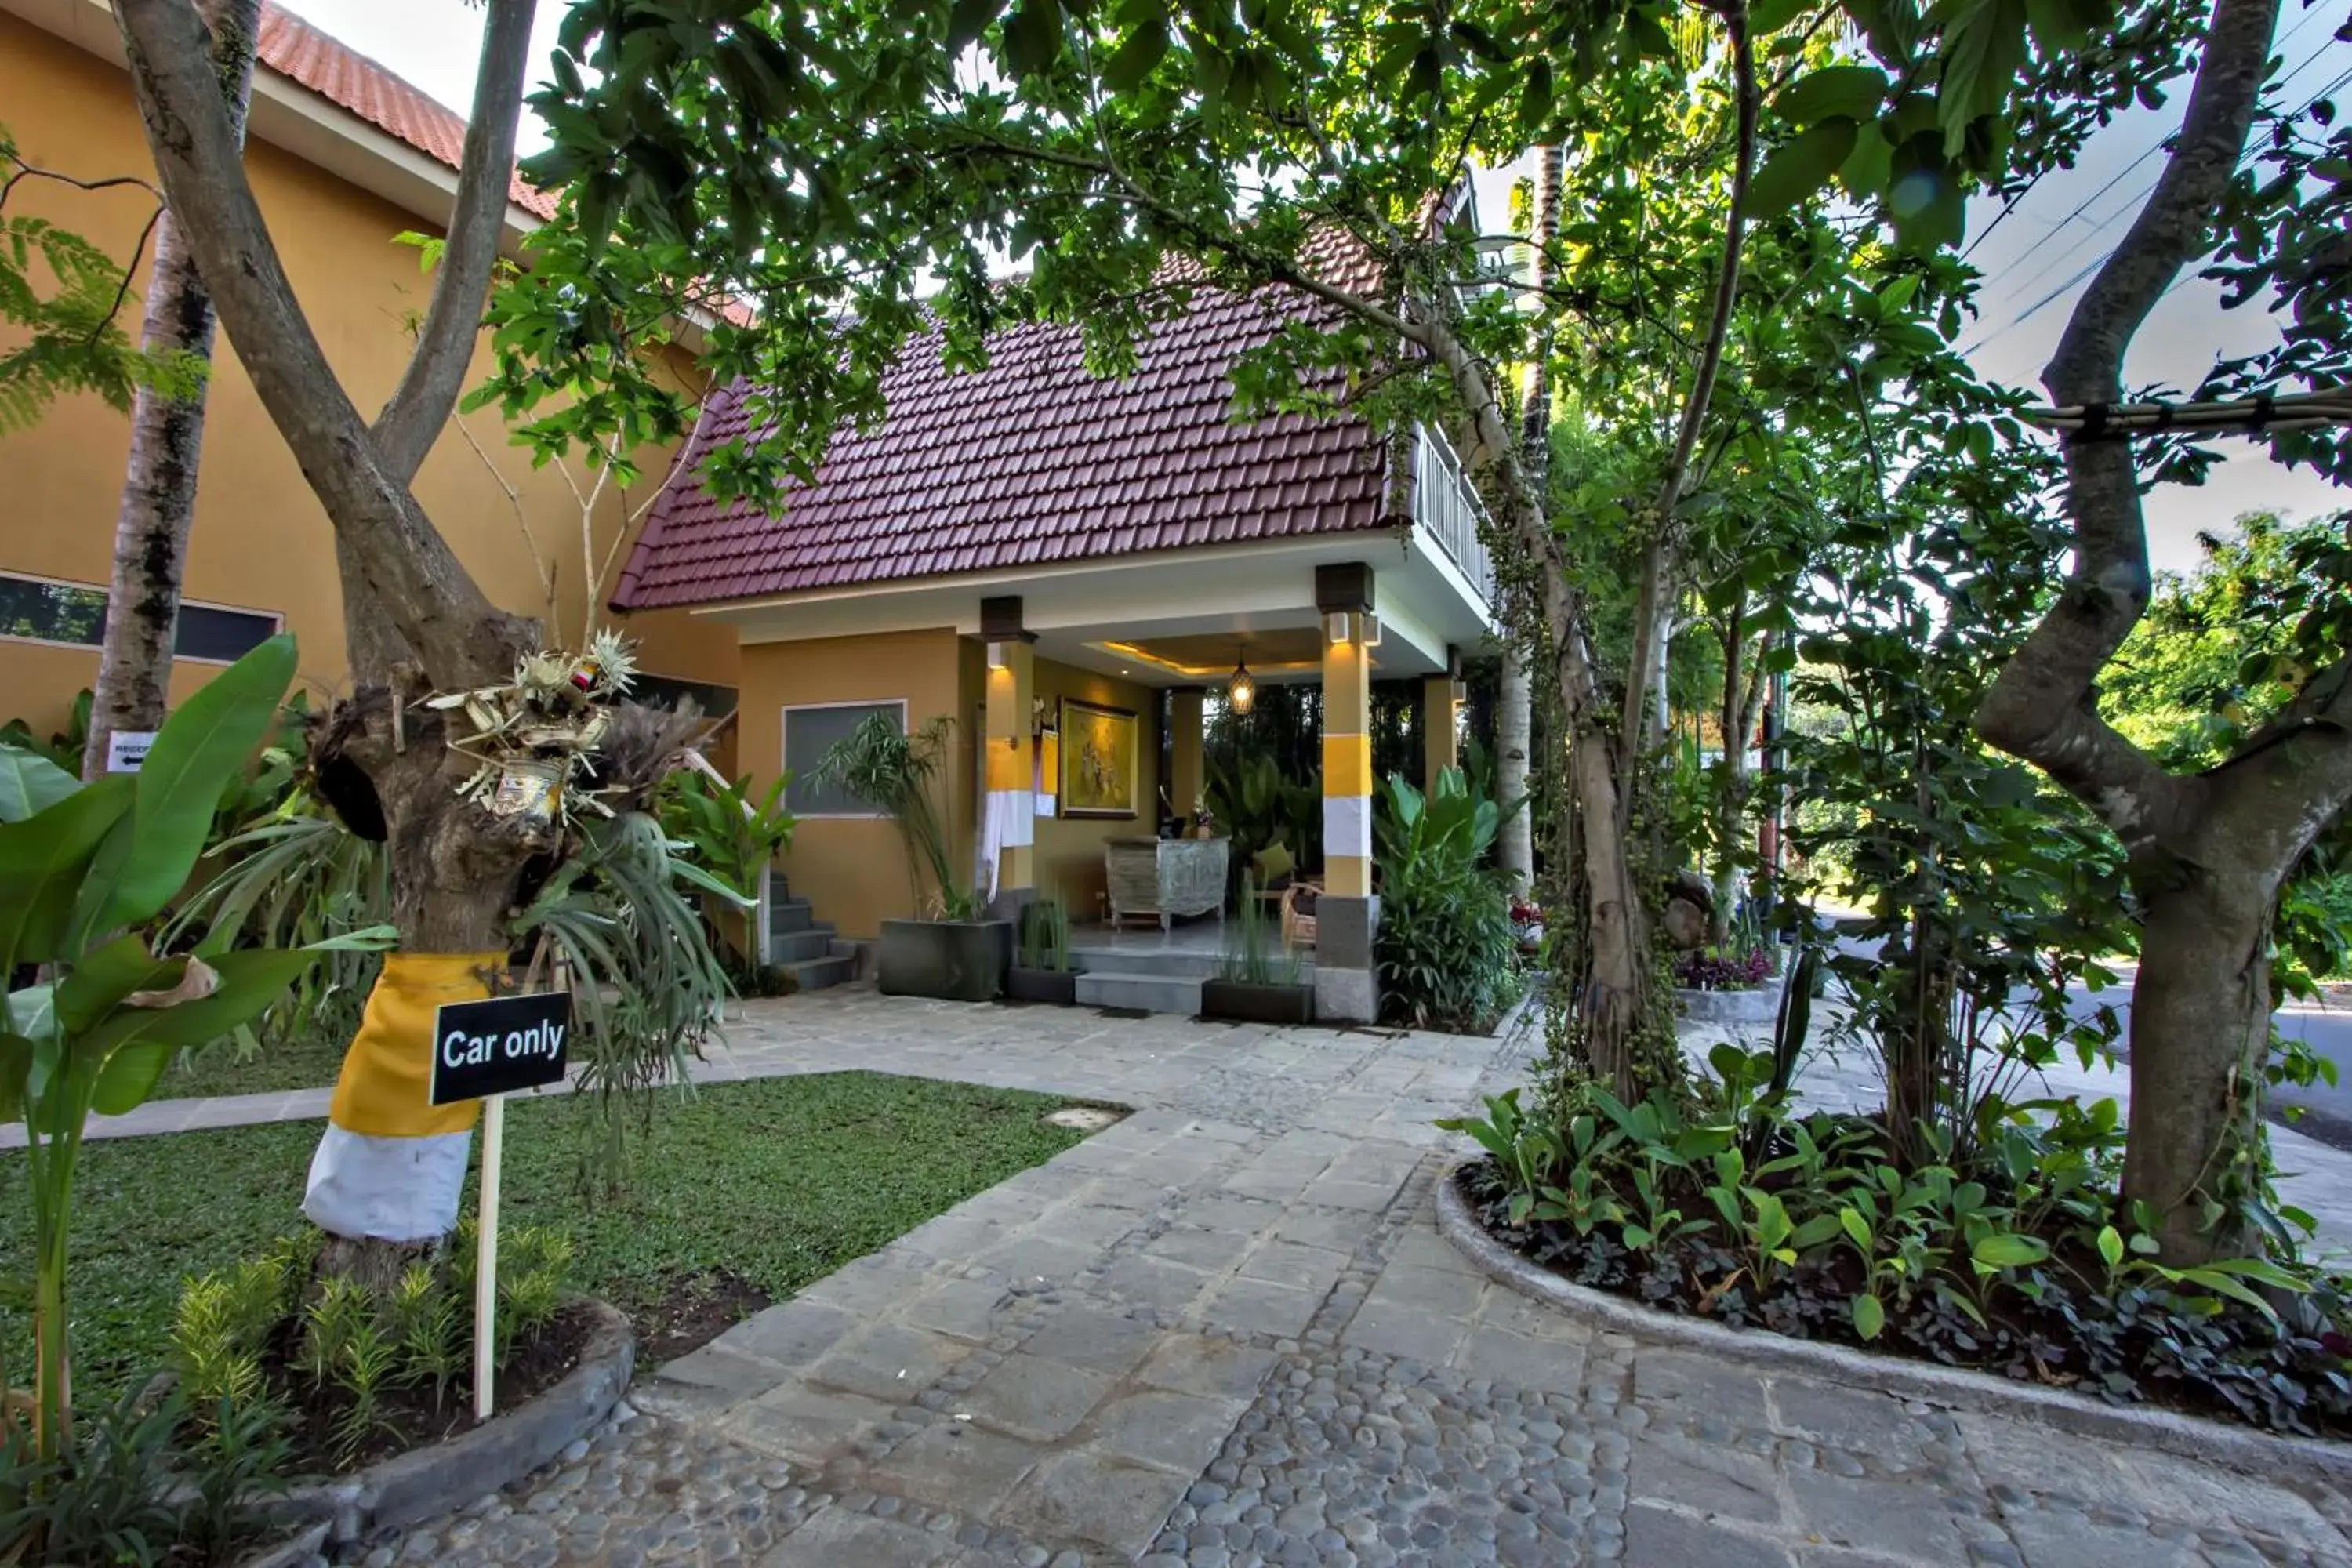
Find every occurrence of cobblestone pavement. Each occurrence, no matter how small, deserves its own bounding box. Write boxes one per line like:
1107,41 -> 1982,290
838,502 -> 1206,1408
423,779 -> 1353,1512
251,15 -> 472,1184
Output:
332,988 -> 2352,1567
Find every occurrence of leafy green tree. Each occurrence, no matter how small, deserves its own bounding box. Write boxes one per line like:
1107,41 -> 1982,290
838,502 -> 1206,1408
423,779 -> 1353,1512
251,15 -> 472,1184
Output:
0,129 -> 202,434
1970,0 -> 2347,1261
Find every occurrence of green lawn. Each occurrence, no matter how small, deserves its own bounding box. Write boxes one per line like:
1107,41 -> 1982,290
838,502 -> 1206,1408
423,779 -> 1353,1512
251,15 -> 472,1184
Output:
158,1029 -> 353,1099
4,1073 -> 1093,1398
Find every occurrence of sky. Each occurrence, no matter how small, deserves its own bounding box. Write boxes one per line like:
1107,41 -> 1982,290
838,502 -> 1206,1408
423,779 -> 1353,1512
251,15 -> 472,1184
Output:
281,0 -> 2349,578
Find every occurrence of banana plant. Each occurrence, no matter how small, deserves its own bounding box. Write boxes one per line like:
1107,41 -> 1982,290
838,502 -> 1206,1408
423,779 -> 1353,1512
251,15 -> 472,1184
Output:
1,636 -> 356,1467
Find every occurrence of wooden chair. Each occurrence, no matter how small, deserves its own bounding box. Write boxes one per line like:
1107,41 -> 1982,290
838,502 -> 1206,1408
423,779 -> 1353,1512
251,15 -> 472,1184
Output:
1279,881 -> 1321,955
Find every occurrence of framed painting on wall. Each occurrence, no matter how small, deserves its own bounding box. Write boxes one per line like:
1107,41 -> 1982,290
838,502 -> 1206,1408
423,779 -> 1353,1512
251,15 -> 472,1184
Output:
1059,698 -> 1138,818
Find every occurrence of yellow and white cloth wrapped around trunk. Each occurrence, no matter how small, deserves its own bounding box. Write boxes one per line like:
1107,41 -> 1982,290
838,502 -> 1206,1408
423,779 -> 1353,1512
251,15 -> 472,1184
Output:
303,953 -> 500,1243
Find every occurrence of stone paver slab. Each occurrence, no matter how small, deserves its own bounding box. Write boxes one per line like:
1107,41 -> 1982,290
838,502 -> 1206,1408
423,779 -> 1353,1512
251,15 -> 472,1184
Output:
805,1321 -> 977,1403
757,1506 -> 957,1567
1787,1468 -> 1969,1565
2001,1506 -> 2209,1568
866,1422 -> 1047,1514
900,1277 -> 1021,1343
725,1382 -> 900,1468
1093,1252 -> 1214,1316
1624,1501 -> 1797,1567
1134,1333 -> 1281,1402
1628,1429 -> 1784,1526
1087,1387 -> 1246,1475
1632,1347 -> 1772,1430
1137,1223 -> 1256,1274
995,1450 -> 1193,1557
1451,1323 -> 1585,1397
721,1298 -> 862,1368
1236,1236 -> 1347,1294
957,1354 -> 1118,1442
1198,1276 -> 1323,1339
1014,1305 -> 1163,1377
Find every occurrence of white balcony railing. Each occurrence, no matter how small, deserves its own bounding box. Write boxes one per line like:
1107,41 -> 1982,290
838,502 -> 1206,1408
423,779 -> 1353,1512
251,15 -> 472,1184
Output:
1412,424 -> 1497,607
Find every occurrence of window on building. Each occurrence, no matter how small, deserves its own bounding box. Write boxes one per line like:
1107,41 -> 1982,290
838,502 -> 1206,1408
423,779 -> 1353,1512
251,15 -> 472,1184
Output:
782,700 -> 905,816
0,572 -> 279,663
631,673 -> 739,719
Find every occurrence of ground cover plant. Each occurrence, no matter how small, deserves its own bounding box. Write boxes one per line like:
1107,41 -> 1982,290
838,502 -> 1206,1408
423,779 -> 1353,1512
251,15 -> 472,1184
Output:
1,1072 -> 1091,1401
1448,1053 -> 2352,1436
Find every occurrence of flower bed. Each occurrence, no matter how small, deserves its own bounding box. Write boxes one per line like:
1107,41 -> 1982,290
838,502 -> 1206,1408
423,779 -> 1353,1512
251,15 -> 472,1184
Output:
1443,1080 -> 2352,1439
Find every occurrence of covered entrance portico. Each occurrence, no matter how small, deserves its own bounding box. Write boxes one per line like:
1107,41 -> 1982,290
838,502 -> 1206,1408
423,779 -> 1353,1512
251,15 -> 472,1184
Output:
704,478 -> 1497,1021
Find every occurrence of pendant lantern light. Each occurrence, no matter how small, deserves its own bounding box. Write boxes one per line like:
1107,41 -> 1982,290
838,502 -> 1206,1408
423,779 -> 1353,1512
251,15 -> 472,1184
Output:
1227,642 -> 1257,716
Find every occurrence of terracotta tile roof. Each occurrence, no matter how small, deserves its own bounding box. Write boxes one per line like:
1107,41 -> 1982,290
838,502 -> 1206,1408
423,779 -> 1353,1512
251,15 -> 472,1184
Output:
256,3 -> 556,219
609,288 -> 1399,608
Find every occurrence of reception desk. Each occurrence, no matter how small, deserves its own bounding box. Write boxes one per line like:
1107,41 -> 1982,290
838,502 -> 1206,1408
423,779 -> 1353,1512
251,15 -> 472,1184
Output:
1105,837 -> 1229,931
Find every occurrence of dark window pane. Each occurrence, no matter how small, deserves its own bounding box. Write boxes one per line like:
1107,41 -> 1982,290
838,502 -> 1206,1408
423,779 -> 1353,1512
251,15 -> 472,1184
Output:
782,702 -> 901,815
0,575 -> 107,647
173,604 -> 278,662
632,673 -> 739,719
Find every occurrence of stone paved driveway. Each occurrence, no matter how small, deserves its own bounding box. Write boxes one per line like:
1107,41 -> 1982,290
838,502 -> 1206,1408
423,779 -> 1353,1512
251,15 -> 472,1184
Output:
358,990 -> 2352,1566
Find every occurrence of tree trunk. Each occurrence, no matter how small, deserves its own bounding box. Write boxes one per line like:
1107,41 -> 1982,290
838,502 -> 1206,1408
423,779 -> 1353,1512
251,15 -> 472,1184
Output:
1498,144 -> 1564,899
1498,652 -> 1533,895
1966,0 -> 2292,1261
81,0 -> 260,782
2122,865 -> 2274,1261
1710,620 -> 1770,943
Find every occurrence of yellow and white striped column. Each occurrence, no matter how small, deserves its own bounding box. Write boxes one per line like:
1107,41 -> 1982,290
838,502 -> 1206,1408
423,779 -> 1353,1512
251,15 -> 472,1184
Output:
303,953 -> 498,1243
1323,612 -> 1374,898
984,637 -> 1035,906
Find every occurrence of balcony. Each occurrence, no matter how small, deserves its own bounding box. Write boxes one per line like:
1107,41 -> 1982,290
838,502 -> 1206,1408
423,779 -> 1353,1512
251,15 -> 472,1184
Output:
1410,424 -> 1497,608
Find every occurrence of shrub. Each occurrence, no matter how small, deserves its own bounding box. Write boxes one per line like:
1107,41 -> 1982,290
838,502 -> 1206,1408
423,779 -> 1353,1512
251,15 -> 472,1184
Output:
1375,770 -> 1519,1032
1448,1069 -> 2352,1436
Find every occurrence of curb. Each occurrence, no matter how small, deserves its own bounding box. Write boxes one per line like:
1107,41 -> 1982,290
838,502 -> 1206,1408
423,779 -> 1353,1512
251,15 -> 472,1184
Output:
233,1519 -> 328,1568
270,1298 -> 636,1543
1434,1158 -> 2352,1485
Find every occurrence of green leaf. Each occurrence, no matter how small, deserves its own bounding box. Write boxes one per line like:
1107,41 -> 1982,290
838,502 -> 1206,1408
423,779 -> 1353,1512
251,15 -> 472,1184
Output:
1102,20 -> 1168,89
54,934 -> 176,1033
72,633 -> 296,942
0,775 -> 133,969
1003,0 -> 1062,75
0,1030 -> 29,1126
2095,1225 -> 2125,1268
1852,1293 -> 1886,1340
1774,66 -> 1888,129
0,743 -> 79,823
1748,0 -> 1814,33
1838,1207 -> 1871,1250
1969,1232 -> 2049,1269
1748,120 -> 1860,216
91,1040 -> 172,1116
71,949 -> 318,1066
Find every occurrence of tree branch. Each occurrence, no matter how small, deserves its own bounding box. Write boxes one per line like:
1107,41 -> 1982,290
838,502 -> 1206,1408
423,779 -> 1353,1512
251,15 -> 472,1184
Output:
1623,3 -> 1758,753
111,0 -> 528,688
1974,0 -> 2280,847
369,0 -> 533,481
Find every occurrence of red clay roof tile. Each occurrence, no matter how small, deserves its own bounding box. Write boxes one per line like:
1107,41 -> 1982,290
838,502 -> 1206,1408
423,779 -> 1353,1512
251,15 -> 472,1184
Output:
613,288 -> 1398,608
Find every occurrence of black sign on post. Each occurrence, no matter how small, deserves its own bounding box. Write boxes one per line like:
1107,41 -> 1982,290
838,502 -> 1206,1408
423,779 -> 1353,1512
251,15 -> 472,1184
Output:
429,992 -> 572,1105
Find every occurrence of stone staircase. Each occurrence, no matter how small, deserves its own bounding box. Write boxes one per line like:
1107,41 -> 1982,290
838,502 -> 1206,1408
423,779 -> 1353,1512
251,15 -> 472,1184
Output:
1069,930 -> 1314,1016
764,870 -> 862,993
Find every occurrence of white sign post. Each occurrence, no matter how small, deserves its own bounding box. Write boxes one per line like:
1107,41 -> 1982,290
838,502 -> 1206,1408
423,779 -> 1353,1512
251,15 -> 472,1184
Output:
428,989 -> 571,1423
473,1092 -> 505,1421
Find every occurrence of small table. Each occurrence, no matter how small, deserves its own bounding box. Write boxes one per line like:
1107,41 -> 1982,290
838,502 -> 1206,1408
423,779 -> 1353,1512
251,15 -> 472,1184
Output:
1105,837 -> 1229,931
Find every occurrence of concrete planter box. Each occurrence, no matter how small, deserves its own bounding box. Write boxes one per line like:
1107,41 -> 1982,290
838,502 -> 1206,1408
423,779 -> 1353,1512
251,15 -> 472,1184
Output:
1200,978 -> 1315,1025
1675,960 -> 1791,1029
878,918 -> 1012,1002
1004,966 -> 1078,1006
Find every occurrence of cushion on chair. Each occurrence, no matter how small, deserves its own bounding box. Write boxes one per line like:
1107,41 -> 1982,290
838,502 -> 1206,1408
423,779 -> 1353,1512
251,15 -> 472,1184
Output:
1252,841 -> 1295,890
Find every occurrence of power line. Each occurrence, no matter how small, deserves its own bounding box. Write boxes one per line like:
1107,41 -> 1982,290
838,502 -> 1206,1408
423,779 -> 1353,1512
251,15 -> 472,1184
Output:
1963,49 -> 2352,357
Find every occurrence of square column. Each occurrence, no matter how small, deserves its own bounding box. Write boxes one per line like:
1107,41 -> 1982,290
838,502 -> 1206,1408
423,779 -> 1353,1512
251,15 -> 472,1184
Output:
1422,673 -> 1460,793
1170,688 -> 1206,826
1316,564 -> 1379,1022
982,600 -> 1036,918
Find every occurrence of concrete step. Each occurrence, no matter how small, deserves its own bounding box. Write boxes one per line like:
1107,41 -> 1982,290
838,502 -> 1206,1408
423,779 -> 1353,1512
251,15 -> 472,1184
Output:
786,954 -> 857,993
1069,945 -> 1225,980
770,925 -> 839,964
1074,970 -> 1204,1014
771,898 -> 818,935
830,937 -> 877,982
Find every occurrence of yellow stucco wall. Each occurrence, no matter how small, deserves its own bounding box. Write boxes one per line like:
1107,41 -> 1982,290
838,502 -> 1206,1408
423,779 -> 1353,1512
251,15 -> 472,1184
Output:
735,633 -> 1163,936
0,15 -> 732,739
740,629 -> 972,939
1033,657 -> 1163,922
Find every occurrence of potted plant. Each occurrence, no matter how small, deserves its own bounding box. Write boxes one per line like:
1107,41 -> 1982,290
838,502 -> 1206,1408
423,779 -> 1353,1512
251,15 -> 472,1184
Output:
1006,895 -> 1078,1004
811,712 -> 1010,1001
1200,873 -> 1315,1025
